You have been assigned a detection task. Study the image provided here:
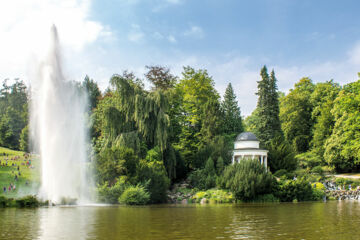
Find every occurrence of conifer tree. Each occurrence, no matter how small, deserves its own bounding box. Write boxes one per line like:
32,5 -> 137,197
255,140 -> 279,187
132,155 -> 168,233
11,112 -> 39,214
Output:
254,66 -> 283,146
222,83 -> 243,135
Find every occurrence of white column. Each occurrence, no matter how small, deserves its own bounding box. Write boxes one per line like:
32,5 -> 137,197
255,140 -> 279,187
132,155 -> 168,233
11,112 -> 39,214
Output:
260,156 -> 263,165
265,156 -> 268,169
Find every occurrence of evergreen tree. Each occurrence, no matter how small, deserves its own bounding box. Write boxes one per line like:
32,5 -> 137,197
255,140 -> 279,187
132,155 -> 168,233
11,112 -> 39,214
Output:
222,83 -> 243,135
254,66 -> 283,146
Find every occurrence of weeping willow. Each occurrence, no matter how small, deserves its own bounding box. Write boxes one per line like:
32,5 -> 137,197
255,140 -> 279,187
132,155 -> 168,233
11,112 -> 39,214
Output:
110,74 -> 170,152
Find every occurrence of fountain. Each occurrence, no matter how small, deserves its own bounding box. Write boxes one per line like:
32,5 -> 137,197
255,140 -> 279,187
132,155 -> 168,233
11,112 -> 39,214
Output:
30,25 -> 92,204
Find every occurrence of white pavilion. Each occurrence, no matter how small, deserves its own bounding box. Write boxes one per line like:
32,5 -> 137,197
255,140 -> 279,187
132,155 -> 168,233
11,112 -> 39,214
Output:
232,132 -> 268,169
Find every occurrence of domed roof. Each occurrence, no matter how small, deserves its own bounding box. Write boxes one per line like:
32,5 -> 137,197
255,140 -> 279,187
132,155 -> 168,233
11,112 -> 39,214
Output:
235,132 -> 258,141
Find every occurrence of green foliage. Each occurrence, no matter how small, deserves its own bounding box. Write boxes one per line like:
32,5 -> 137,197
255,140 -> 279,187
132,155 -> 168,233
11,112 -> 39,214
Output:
324,79 -> 360,172
310,81 -> 340,159
222,83 -> 243,136
188,157 -> 217,190
119,185 -> 150,205
218,159 -> 274,201
268,136 -> 297,172
96,146 -> 138,184
176,66 -> 221,168
295,151 -> 322,169
280,77 -> 314,153
253,66 -> 283,146
273,169 -> 288,178
97,177 -> 129,204
82,75 -> 101,111
0,80 -> 28,149
19,125 -> 29,152
311,166 -> 324,175
191,189 -> 234,203
252,193 -> 279,203
275,177 -> 315,202
136,159 -> 170,203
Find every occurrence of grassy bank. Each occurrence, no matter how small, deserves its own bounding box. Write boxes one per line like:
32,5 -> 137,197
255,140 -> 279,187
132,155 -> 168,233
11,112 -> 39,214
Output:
0,147 -> 40,198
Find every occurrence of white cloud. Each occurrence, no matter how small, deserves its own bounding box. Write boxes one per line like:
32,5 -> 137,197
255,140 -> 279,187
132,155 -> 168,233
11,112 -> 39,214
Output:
166,0 -> 183,4
348,42 -> 360,66
167,35 -> 177,43
184,25 -> 204,38
127,24 -> 145,42
0,0 -> 111,81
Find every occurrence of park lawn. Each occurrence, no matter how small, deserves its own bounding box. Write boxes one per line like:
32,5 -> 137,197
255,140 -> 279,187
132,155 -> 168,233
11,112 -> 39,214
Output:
0,147 -> 40,198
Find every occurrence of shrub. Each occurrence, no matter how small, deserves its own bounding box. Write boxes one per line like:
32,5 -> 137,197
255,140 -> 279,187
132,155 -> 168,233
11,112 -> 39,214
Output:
97,177 -> 128,203
136,160 -> 170,203
311,166 -> 324,175
268,137 -> 297,172
188,157 -> 217,190
275,177 -> 314,202
274,169 -> 288,178
191,189 -> 234,203
312,188 -> 325,201
15,195 -> 40,207
335,177 -> 352,187
296,151 -> 322,169
119,185 -> 150,205
312,182 -> 325,190
218,159 -> 274,201
252,194 -> 279,202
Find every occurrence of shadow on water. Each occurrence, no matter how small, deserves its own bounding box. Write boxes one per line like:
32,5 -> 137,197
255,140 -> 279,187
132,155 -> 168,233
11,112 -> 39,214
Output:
0,201 -> 360,239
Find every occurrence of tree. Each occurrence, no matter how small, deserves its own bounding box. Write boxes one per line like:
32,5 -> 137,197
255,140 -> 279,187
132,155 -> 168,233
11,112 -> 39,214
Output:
253,66 -> 283,146
310,80 -> 340,159
19,125 -> 29,152
267,136 -> 297,172
82,75 -> 101,111
222,83 -> 243,136
176,66 -> 220,168
280,77 -> 314,153
324,77 -> 360,172
0,79 -> 28,149
145,65 -> 177,91
218,159 -> 274,201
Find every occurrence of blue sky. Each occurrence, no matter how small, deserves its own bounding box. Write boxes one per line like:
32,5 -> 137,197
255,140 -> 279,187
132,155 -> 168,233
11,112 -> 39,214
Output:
1,0 -> 360,114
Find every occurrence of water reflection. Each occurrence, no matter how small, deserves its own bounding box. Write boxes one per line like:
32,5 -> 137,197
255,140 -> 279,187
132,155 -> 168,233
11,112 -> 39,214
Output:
38,206 -> 95,240
1,201 -> 360,239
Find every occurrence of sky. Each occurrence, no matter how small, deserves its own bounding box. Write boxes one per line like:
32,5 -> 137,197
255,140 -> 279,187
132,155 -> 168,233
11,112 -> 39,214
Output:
1,0 -> 360,115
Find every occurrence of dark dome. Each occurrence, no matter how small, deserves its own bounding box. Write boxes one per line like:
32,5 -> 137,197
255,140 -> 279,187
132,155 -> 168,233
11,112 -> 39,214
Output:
235,132 -> 258,141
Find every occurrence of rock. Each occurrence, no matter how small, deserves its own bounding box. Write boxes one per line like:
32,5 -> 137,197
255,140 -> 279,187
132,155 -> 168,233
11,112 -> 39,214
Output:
200,198 -> 207,204
181,199 -> 188,204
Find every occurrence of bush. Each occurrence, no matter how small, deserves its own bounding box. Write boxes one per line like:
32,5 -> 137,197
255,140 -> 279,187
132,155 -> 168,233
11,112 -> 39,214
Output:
295,151 -> 322,169
119,185 -> 150,205
191,189 -> 234,203
274,169 -> 288,178
97,177 -> 128,203
312,188 -> 325,200
275,177 -> 315,202
268,137 -> 297,172
252,194 -> 279,202
335,177 -> 353,187
136,160 -> 170,203
218,159 -> 274,201
188,157 -> 217,190
311,166 -> 324,175
15,195 -> 40,207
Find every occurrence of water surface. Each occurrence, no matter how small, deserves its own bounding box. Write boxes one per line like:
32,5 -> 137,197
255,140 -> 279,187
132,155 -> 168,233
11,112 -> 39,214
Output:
0,201 -> 359,239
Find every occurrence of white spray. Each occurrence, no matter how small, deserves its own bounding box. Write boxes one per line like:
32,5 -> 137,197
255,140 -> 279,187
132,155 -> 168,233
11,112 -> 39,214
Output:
30,25 -> 92,204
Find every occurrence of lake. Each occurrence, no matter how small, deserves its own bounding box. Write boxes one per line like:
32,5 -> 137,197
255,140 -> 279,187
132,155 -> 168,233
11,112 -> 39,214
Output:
0,201 -> 359,239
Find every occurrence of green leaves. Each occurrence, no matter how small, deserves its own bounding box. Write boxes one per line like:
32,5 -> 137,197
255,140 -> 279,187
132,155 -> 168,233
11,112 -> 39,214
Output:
253,66 -> 283,147
218,159 -> 274,201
